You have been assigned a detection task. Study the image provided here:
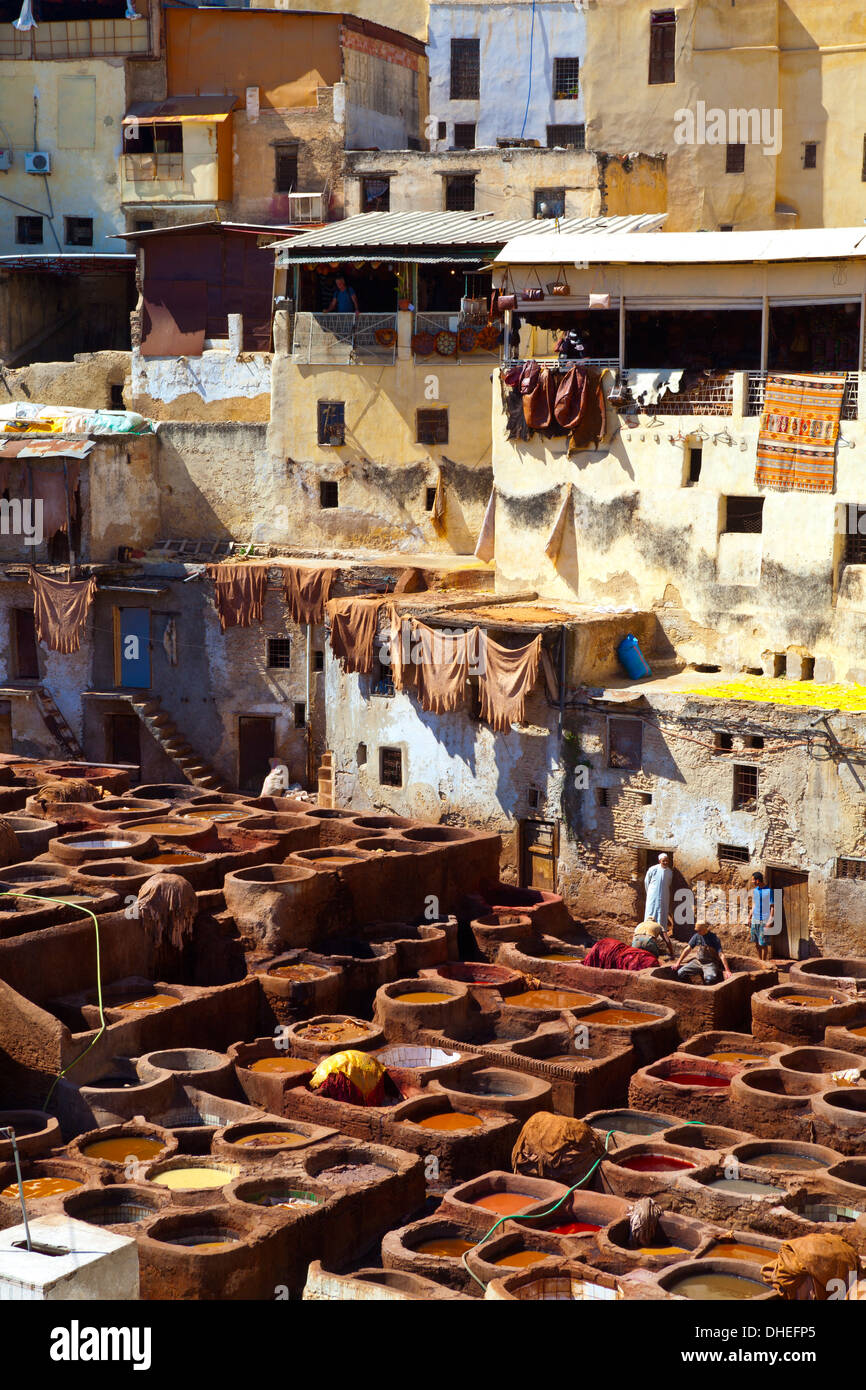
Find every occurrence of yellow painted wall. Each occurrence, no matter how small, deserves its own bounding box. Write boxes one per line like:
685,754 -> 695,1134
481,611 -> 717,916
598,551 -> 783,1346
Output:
249,0 -> 428,44
121,120 -> 226,207
166,9 -> 342,106
0,60 -> 127,254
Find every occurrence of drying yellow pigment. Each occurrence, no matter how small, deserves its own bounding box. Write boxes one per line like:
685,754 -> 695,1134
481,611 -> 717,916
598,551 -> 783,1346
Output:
152,1166 -> 237,1191
681,676 -> 866,713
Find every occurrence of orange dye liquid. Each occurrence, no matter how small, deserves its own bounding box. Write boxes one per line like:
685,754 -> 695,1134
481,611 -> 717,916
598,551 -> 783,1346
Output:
248,1057 -> 311,1074
3,1177 -> 82,1200
492,1250 -> 550,1268
414,1112 -> 483,1131
474,1192 -> 537,1215
268,964 -> 328,981
505,989 -> 596,1009
780,993 -> 835,1006
113,993 -> 179,1013
232,1131 -> 307,1149
706,1240 -> 774,1264
417,1238 -> 474,1258
581,1008 -> 654,1026
394,992 -> 452,1004
708,1051 -> 764,1064
83,1137 -> 163,1163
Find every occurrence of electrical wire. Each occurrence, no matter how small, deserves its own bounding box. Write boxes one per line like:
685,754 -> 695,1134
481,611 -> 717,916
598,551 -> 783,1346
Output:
0,889 -> 106,1109
519,0 -> 537,141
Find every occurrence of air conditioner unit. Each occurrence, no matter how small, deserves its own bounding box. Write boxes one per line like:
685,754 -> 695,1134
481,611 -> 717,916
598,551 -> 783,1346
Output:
0,151 -> 11,172
25,151 -> 51,175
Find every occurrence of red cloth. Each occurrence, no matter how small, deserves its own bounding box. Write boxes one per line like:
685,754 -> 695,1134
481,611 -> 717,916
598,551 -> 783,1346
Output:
584,937 -> 657,972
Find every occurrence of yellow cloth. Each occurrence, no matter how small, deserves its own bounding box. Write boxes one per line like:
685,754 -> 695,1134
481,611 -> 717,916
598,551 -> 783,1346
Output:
309,1049 -> 385,1099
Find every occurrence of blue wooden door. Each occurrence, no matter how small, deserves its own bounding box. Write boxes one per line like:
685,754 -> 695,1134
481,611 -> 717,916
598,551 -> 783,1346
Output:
118,608 -> 151,689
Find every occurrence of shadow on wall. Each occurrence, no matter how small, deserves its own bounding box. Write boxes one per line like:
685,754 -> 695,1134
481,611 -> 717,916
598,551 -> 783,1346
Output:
154,423 -> 269,540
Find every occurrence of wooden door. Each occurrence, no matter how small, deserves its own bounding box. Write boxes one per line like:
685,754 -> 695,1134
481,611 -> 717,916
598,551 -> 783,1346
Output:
107,713 -> 141,768
521,819 -> 557,891
115,607 -> 151,689
767,867 -> 809,959
238,715 -> 275,793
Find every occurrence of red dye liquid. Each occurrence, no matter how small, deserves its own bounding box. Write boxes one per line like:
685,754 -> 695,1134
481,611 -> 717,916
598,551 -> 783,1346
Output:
619,1154 -> 696,1173
550,1221 -> 601,1235
668,1072 -> 730,1088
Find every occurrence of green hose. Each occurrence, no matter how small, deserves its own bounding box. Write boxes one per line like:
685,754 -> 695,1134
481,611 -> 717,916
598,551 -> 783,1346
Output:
460,1128 -> 616,1291
0,889 -> 106,1109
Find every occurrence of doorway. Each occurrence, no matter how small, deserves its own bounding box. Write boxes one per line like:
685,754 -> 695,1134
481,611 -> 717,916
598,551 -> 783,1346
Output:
520,819 -> 558,891
107,712 -> 141,768
114,607 -> 151,689
766,866 -> 810,959
238,715 -> 275,793
12,608 -> 39,680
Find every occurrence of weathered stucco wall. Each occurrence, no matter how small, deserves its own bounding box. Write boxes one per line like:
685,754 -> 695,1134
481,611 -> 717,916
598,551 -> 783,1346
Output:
251,0 -> 428,43
230,88 -> 347,224
130,350 -> 272,423
0,352 -> 131,409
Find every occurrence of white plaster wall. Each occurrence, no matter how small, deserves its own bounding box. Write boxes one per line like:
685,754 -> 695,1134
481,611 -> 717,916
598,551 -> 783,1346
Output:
427,1 -> 586,148
131,349 -> 272,406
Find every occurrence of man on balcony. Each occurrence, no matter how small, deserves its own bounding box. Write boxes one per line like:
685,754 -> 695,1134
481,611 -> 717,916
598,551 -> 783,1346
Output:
327,276 -> 360,316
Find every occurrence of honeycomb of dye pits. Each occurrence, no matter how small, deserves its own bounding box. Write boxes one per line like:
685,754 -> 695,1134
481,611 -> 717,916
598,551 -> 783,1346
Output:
426,1064 -> 553,1122
67,1120 -> 178,1173
62,1182 -> 170,1232
136,1206 -> 277,1301
728,1139 -> 843,1179
253,950 -> 345,1020
420,960 -> 525,994
776,1045 -> 866,1084
283,1014 -> 385,1061
730,1066 -> 825,1140
584,1108 -> 683,1143
483,1260 -> 623,1302
299,1140 -> 426,1261
0,1110 -> 61,1162
659,1123 -> 755,1157
222,861 -> 331,954
46,828 -> 157,865
791,957 -> 866,994
811,1087 -> 866,1155
439,1170 -> 571,1230
469,910 -> 534,962
677,1029 -> 786,1067
214,1118 -> 336,1160
628,1054 -> 739,1127
464,1228 -> 570,1286
358,918 -> 454,975
596,1210 -> 709,1272
135,1048 -> 236,1095
308,938 -> 399,1009
227,1037 -> 319,1111
143,1156 -> 243,1206
654,1257 -> 778,1302
385,1096 -> 521,1187
0,1158 -> 94,1214
374,976 -> 473,1038
751,983 -> 861,1046
381,1214 -> 491,1295
599,1140 -> 705,1199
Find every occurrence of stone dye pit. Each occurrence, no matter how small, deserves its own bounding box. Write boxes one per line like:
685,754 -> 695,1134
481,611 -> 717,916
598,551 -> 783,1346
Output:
1,757 -> 865,1306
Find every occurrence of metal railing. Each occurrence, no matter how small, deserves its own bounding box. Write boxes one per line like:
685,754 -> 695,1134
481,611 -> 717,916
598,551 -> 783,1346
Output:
504,356 -> 619,370
291,312 -> 398,365
123,153 -> 184,183
0,17 -> 151,59
412,311 -> 501,362
746,370 -> 859,420
285,190 -> 330,223
621,372 -> 735,416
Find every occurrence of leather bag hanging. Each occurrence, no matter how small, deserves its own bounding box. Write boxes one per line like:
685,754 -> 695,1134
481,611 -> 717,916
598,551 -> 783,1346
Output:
494,273 -> 516,313
520,266 -> 545,303
546,264 -> 571,297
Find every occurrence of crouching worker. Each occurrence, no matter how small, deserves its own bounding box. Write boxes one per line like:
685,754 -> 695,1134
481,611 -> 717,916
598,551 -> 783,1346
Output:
673,921 -> 730,985
631,919 -> 673,960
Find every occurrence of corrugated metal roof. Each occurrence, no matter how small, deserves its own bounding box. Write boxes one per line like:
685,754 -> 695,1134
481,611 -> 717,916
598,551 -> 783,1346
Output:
0,440 -> 95,459
494,227 -> 866,266
272,211 -> 665,258
117,222 -> 304,241
124,96 -> 237,123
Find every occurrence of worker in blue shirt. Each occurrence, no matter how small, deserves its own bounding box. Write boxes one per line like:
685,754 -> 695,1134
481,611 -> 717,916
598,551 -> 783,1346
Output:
327,275 -> 360,315
750,870 -> 775,962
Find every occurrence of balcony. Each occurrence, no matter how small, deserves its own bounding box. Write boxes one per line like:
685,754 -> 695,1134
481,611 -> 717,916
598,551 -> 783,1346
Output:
411,311 -> 502,363
0,16 -> 152,58
123,153 -> 184,184
291,313 -> 398,365
747,371 -> 859,422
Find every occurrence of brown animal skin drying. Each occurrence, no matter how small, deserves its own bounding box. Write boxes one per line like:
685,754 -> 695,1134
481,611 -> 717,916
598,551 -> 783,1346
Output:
762,1233 -> 859,1300
511,1112 -> 604,1186
137,872 -> 198,976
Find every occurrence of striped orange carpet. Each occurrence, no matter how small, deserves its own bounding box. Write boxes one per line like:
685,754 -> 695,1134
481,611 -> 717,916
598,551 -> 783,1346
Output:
755,372 -> 846,492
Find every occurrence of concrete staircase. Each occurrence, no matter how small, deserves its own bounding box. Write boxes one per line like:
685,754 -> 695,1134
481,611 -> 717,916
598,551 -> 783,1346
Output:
127,695 -> 227,792
317,751 -> 335,808
33,685 -> 84,760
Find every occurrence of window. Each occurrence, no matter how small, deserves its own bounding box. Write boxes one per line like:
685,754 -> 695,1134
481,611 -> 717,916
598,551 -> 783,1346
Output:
686,445 -> 702,484
718,843 -> 749,863
453,122 -> 476,150
719,224 -> 734,232
134,218 -> 154,232
714,731 -> 733,753
379,746 -> 403,786
726,143 -> 746,174
745,735 -> 764,750
16,216 -> 43,245
313,649 -> 324,672
371,657 -> 394,697
733,764 -> 758,812
266,637 -> 291,669
546,125 -> 585,149
596,787 -> 609,807
838,857 -> 866,881
553,57 -> 580,100
437,120 -> 447,141
534,187 -> 566,218
317,401 -> 345,446
12,608 -> 38,680
649,9 -> 676,85
319,480 -> 339,509
361,177 -> 390,212
425,486 -> 437,511
844,505 -> 866,565
417,408 -> 449,445
862,135 -> 866,181
608,717 -> 642,770
64,217 -> 93,247
124,122 -> 182,155
110,383 -> 124,409
723,496 -> 764,534
450,38 -> 480,99
527,785 -> 540,809
444,174 -> 475,211
803,142 -> 817,169
274,145 -> 298,194
293,701 -> 306,728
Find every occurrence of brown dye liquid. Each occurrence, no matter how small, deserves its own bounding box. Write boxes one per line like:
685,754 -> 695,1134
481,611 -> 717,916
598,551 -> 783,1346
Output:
132,822 -> 190,834
83,1137 -> 163,1163
297,1022 -> 371,1042
249,1057 -> 311,1074
708,1051 -> 765,1064
232,1132 -> 307,1149
581,1008 -> 654,1026
417,1237 -> 475,1258
779,993 -> 835,1006
143,853 -> 204,865
505,989 -> 597,1009
394,991 -> 452,1004
747,1152 -> 823,1172
474,1192 -> 538,1215
268,964 -> 328,981
706,1240 -> 773,1265
493,1250 -> 550,1268
173,1238 -> 235,1251
850,1026 -> 866,1037
307,855 -> 360,866
544,953 -> 580,961
667,1072 -> 729,1088
113,993 -> 179,1014
669,1271 -> 765,1301
3,1177 -> 82,1200
414,1112 -> 483,1131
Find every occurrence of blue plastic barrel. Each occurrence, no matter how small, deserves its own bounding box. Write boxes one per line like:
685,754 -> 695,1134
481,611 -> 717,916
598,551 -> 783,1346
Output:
617,633 -> 652,680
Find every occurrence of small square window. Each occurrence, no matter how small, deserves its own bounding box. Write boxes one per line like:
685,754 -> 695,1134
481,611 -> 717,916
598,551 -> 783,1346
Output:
534,187 -> 566,218
313,649 -> 324,672
719,224 -> 734,232
745,735 -> 764,750
371,658 -> 395,697
444,174 -> 475,211
266,637 -> 291,669
553,57 -> 580,100
608,718 -> 642,770
417,408 -> 448,445
596,787 -> 609,807
275,145 -> 298,194
453,122 -> 476,150
317,401 -> 345,446
837,857 -> 866,881
134,218 -> 154,232
718,843 -> 749,863
803,142 -> 817,169
844,505 -> 866,565
320,480 -> 339,509
546,125 -> 585,150
379,746 -> 403,786
16,216 -> 43,245
733,763 -> 758,812
64,216 -> 93,247
726,143 -> 746,174
450,38 -> 480,99
723,496 -> 764,534
293,701 -> 306,728
714,731 -> 733,753
362,177 -> 390,212
527,785 -> 540,809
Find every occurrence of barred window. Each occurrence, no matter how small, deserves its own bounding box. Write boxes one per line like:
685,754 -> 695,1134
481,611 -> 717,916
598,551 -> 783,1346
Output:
444,174 -> 475,211
319,480 -> 339,509
380,746 -> 403,786
547,124 -> 585,149
317,401 -> 345,447
718,843 -> 749,863
726,142 -> 746,174
553,57 -> 580,99
608,718 -> 642,770
450,38 -> 480,99
266,637 -> 291,669
64,217 -> 93,247
453,122 -> 476,150
837,857 -> 866,880
417,409 -> 448,445
362,177 -> 390,212
733,764 -> 758,812
534,187 -> 566,218
724,497 -> 764,533
844,505 -> 866,565
274,145 -> 298,193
